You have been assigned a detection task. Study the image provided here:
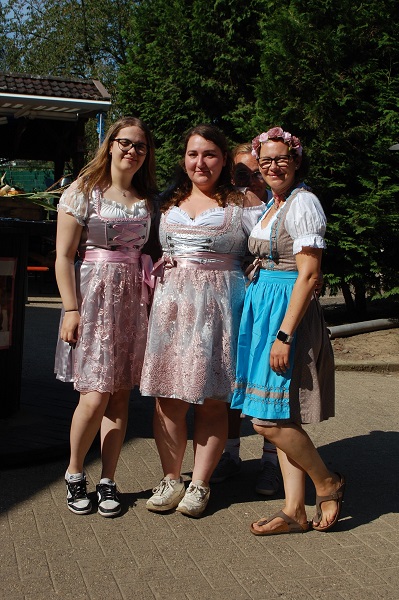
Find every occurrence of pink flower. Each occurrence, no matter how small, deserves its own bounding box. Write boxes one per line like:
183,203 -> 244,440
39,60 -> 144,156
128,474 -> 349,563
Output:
251,127 -> 303,158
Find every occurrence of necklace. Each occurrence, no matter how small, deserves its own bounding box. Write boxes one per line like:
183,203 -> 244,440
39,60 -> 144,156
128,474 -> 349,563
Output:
272,188 -> 293,210
111,183 -> 132,197
273,196 -> 284,210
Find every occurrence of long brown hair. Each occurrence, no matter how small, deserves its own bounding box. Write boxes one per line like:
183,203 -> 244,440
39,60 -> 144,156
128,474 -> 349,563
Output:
77,116 -> 157,208
162,124 -> 243,212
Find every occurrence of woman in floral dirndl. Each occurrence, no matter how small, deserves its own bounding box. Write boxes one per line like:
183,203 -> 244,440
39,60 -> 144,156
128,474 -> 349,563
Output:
140,124 -> 263,517
55,116 -> 157,517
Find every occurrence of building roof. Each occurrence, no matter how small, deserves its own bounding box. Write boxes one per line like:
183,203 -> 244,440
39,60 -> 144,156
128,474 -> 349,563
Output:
0,72 -> 112,122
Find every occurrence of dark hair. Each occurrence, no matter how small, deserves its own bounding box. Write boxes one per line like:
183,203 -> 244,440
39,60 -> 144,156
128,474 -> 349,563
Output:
162,124 -> 242,211
77,116 -> 157,208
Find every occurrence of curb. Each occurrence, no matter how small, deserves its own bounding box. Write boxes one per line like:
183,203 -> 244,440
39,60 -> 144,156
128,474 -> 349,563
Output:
335,361 -> 399,373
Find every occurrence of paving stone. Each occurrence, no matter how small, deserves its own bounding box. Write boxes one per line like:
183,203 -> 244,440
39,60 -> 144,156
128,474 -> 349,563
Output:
2,310 -> 399,600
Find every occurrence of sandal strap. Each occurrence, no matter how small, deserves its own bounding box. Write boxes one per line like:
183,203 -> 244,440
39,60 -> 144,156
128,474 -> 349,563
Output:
255,510 -> 307,532
314,474 -> 346,522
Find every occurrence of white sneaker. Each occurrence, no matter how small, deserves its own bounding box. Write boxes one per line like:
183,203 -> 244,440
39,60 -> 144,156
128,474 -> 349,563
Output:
176,480 -> 210,518
146,476 -> 185,512
65,473 -> 92,515
96,479 -> 121,517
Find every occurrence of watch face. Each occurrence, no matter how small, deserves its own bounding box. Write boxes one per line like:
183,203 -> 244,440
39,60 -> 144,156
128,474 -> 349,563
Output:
277,330 -> 292,344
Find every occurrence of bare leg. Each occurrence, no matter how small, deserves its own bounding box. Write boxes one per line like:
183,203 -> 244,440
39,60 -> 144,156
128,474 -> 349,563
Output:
192,398 -> 228,485
153,397 -> 189,480
100,388 -> 130,481
68,391 -> 110,474
251,447 -> 308,533
254,423 -> 341,529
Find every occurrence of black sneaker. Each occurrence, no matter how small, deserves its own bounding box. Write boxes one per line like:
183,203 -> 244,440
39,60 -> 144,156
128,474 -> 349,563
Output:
66,475 -> 92,515
96,481 -> 121,517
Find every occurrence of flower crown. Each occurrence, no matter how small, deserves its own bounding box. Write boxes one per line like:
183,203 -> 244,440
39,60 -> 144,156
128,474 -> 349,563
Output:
252,127 -> 303,158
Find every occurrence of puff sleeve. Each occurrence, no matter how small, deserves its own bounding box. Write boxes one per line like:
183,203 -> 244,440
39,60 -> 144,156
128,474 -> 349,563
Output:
57,180 -> 89,226
285,191 -> 327,254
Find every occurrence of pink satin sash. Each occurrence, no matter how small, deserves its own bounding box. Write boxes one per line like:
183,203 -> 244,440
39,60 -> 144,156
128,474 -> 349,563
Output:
82,249 -> 154,304
151,251 -> 242,279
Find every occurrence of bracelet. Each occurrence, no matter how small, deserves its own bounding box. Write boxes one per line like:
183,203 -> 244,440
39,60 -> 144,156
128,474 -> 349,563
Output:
64,309 -> 79,312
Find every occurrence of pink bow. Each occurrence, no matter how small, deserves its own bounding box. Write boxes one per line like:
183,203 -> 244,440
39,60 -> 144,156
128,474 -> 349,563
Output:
151,255 -> 175,281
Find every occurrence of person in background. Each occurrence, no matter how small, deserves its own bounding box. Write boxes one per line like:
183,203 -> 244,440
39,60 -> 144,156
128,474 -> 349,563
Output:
232,126 -> 344,535
55,116 -> 157,517
232,142 -> 270,203
140,124 -> 263,518
210,142 -> 280,497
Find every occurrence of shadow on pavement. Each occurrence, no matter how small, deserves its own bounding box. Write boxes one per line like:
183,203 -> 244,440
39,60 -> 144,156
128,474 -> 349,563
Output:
2,301 -> 399,531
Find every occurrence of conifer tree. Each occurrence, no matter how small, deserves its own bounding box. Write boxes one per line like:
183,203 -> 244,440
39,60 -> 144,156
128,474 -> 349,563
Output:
253,0 -> 399,311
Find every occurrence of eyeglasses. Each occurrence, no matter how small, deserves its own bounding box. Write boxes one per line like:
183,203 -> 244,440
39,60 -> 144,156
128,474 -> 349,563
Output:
258,155 -> 292,170
111,138 -> 149,155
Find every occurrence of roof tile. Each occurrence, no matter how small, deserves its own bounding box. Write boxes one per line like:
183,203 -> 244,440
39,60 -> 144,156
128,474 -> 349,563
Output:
0,72 -> 111,101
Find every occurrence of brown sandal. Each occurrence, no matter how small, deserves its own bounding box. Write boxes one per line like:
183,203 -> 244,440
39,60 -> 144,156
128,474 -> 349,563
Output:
312,473 -> 346,532
250,510 -> 309,536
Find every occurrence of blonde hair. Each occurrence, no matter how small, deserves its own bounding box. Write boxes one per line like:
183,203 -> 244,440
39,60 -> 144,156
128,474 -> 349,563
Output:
232,142 -> 252,161
77,116 -> 157,209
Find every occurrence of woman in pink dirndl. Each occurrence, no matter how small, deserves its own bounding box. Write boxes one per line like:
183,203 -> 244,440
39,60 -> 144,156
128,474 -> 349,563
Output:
54,116 -> 157,517
140,124 -> 263,517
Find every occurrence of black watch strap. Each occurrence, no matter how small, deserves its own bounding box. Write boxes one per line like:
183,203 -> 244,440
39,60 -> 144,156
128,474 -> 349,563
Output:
277,330 -> 294,344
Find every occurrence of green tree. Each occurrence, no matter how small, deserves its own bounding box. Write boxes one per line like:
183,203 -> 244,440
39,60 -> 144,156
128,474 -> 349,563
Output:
2,0 -> 132,92
118,0 -> 263,185
2,0 -> 134,158
253,0 -> 399,313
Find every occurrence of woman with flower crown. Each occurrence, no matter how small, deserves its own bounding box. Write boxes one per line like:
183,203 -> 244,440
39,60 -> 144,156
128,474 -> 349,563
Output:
231,126 -> 345,535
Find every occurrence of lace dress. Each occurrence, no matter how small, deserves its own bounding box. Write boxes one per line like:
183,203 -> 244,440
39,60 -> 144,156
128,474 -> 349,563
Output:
231,189 -> 335,424
140,203 -> 263,404
54,182 -> 152,394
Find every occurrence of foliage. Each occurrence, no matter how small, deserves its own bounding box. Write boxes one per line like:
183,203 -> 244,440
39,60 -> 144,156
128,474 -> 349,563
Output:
118,0 -> 263,185
1,0 -> 132,94
253,0 -> 399,311
1,0 -> 133,164
2,0 -> 399,309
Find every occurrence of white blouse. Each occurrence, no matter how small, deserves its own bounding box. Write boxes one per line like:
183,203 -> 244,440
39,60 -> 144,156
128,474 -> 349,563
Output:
251,191 -> 327,254
166,203 -> 265,236
57,180 -> 148,225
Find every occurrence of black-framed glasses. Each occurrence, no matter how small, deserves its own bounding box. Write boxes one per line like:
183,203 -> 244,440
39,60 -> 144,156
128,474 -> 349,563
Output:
258,155 -> 292,170
111,138 -> 149,155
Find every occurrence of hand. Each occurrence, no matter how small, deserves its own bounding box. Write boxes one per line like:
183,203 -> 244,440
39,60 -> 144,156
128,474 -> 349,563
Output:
270,339 -> 291,375
60,311 -> 80,346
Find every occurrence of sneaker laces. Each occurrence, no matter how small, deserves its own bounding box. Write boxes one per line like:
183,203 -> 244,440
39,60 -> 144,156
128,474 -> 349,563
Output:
98,483 -> 117,501
187,483 -> 208,499
67,478 -> 88,500
152,478 -> 174,495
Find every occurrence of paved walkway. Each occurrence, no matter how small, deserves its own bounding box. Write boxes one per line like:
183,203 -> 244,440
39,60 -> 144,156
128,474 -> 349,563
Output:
1,297 -> 399,599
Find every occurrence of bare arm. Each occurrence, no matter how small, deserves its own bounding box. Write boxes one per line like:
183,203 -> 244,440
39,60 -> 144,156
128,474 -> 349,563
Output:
270,247 -> 322,373
55,209 -> 83,344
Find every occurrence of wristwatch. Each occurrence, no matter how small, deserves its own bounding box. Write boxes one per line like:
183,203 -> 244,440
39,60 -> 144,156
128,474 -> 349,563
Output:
277,330 -> 294,345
